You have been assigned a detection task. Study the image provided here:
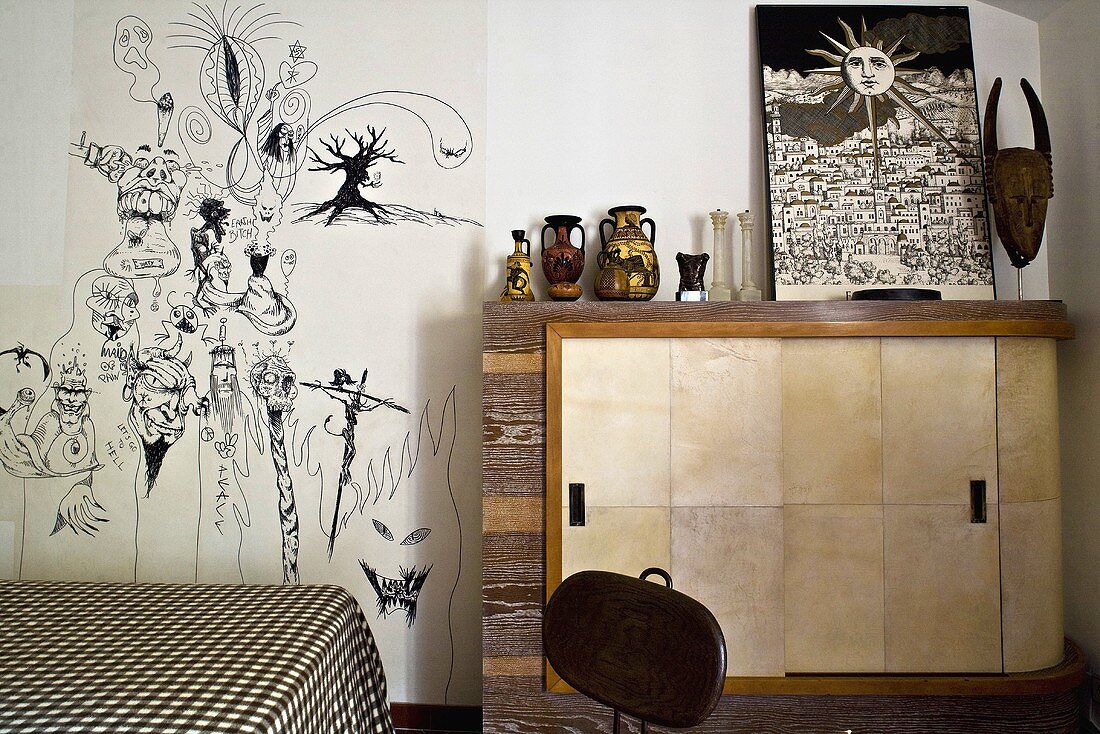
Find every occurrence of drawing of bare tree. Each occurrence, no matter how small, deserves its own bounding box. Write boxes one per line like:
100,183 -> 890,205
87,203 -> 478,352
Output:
299,126 -> 404,226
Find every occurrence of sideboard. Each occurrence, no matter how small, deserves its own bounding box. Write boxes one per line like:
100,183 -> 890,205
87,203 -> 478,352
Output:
483,300 -> 1085,734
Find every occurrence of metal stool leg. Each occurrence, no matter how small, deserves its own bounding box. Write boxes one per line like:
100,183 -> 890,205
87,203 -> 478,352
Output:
613,709 -> 621,734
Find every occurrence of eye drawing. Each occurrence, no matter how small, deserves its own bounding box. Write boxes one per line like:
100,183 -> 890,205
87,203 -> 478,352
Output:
372,519 -> 394,541
400,528 -> 431,546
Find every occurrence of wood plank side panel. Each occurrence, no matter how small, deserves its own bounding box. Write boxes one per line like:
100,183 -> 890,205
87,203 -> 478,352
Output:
482,533 -> 544,658
483,678 -> 1080,734
483,371 -> 545,496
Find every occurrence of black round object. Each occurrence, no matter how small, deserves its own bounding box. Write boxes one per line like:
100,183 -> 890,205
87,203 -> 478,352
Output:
851,288 -> 942,301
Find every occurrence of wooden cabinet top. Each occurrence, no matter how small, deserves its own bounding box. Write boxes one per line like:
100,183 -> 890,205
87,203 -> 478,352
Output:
483,300 -> 1073,352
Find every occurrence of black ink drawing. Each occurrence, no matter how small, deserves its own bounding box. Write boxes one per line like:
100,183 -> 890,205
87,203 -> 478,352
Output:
294,93 -> 481,227
86,275 -> 141,345
249,353 -> 300,585
0,344 -> 50,381
0,388 -> 34,420
113,16 -> 174,146
207,321 -> 244,434
372,518 -> 431,546
123,343 -> 205,494
439,139 -> 467,159
300,368 -> 409,559
171,4 -> 475,228
185,191 -> 297,334
0,363 -> 108,537
299,127 -> 404,226
359,559 -> 433,628
198,320 -> 257,584
70,134 -> 190,299
0,363 -> 101,480
214,433 -> 238,459
171,3 -> 305,216
344,388 -> 462,697
363,519 -> 433,629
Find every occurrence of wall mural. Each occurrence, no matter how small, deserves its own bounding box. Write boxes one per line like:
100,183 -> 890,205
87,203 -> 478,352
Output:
0,0 -> 484,705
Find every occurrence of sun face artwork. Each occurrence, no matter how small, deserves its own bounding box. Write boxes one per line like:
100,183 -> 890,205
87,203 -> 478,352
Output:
757,6 -> 994,300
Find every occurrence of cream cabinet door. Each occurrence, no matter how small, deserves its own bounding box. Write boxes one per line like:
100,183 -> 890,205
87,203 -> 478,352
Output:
781,338 -> 886,673
670,338 -> 785,677
881,337 -> 1002,673
559,338 -> 672,580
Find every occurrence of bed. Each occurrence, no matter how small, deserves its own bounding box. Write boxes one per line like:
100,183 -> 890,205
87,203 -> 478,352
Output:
0,580 -> 395,734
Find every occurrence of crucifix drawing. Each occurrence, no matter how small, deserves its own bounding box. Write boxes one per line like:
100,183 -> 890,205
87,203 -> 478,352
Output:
301,368 -> 409,559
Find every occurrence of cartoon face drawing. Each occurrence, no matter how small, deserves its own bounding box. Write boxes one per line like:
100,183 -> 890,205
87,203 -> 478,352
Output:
114,16 -> 154,74
87,275 -> 140,341
170,304 -> 198,334
116,145 -> 188,222
359,518 -> 433,627
123,344 -> 202,492
248,356 -> 297,413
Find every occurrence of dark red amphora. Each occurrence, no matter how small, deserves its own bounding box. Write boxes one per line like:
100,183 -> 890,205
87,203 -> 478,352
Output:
541,215 -> 586,301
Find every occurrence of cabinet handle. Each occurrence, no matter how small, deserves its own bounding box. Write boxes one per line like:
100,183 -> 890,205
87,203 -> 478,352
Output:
569,483 -> 585,526
970,480 -> 987,523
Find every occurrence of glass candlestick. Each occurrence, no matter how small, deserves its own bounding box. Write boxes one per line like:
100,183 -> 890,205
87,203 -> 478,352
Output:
737,210 -> 762,301
708,209 -> 732,301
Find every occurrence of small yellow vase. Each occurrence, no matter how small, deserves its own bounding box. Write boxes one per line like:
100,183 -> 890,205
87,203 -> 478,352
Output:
499,229 -> 535,302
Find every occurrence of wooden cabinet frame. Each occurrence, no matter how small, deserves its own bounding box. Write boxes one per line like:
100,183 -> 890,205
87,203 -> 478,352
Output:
485,301 -> 1084,732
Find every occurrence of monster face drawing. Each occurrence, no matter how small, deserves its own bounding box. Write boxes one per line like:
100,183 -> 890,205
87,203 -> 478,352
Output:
359,518 -> 432,627
123,343 -> 203,493
102,144 -> 187,288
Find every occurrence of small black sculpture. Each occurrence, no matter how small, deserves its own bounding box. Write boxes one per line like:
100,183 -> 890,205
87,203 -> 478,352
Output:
676,252 -> 709,293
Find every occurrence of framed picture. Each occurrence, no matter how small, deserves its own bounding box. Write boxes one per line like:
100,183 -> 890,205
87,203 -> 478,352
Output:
757,5 -> 994,300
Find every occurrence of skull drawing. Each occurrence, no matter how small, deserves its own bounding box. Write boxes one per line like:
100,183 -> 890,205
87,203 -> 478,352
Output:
249,356 -> 297,413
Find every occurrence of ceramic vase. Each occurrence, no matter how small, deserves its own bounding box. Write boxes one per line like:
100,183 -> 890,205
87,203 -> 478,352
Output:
540,215 -> 586,301
499,230 -> 535,302
598,205 -> 659,301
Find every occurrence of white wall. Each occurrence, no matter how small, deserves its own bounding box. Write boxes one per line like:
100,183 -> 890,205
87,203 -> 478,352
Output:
485,0 -> 1045,300
0,0 -> 72,287
1041,0 -> 1100,677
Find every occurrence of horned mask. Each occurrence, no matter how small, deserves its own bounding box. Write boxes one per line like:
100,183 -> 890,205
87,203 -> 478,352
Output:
983,78 -> 1054,269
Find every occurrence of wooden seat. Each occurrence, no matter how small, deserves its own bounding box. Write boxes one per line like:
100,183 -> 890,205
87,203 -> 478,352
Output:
543,569 -> 726,732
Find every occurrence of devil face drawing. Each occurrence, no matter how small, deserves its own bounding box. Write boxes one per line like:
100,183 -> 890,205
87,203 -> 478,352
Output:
123,344 -> 203,492
359,518 -> 432,627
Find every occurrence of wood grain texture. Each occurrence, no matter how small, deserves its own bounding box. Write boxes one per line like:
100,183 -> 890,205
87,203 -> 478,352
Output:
482,301 -> 1082,732
483,352 -> 544,374
482,534 -> 543,658
483,371 -> 545,497
483,656 -> 542,677
483,496 -> 542,534
484,677 -> 1081,734
549,319 -> 1073,339
484,300 -> 1072,352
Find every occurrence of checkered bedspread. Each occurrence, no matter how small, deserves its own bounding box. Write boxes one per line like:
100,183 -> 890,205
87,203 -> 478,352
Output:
0,580 -> 395,734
